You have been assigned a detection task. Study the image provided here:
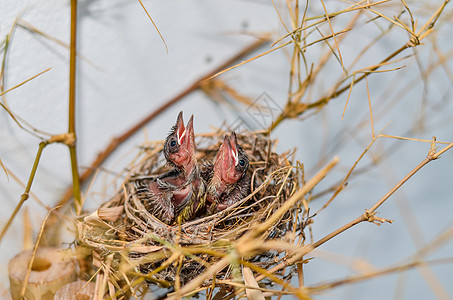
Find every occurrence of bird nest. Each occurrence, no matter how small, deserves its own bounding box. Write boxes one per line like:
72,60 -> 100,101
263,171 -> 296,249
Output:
77,130 -> 306,291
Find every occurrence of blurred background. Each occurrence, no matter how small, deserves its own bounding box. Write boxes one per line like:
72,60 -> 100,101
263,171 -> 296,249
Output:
1,0 -> 453,299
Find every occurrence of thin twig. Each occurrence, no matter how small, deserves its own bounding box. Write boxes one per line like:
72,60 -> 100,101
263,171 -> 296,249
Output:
368,141 -> 453,214
0,68 -> 51,97
309,257 -> 453,293
137,0 -> 168,53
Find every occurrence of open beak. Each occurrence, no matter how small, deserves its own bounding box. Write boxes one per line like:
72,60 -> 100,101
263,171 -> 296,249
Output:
179,114 -> 195,153
223,133 -> 238,167
221,134 -> 229,152
229,132 -> 239,166
175,111 -> 185,145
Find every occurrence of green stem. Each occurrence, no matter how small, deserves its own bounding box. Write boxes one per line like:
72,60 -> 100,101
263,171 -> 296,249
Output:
69,0 -> 82,215
0,141 -> 48,243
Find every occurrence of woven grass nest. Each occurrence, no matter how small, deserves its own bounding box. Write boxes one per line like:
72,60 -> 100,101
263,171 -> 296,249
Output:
77,129 -> 306,291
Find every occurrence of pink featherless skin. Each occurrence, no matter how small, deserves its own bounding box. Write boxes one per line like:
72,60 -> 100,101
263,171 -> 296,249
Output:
206,132 -> 250,212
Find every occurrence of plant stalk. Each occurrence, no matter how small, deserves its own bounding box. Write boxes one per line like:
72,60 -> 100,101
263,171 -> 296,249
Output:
0,141 -> 48,243
69,0 -> 82,215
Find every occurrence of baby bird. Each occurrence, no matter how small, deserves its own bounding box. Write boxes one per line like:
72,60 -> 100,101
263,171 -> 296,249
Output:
135,112 -> 208,224
162,112 -> 206,223
135,112 -> 203,224
206,132 -> 250,212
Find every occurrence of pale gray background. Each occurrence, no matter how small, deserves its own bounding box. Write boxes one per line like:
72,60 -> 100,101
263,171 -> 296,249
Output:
1,1 -> 453,299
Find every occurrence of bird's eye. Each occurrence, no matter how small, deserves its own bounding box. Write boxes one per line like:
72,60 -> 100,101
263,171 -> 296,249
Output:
239,159 -> 245,166
170,140 -> 177,147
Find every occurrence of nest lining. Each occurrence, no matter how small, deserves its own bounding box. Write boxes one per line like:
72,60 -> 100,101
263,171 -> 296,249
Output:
78,130 -> 305,287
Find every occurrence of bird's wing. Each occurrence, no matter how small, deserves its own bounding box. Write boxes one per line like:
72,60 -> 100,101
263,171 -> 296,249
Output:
156,168 -> 190,191
174,188 -> 193,215
155,178 -> 179,190
134,179 -> 175,224
158,168 -> 182,180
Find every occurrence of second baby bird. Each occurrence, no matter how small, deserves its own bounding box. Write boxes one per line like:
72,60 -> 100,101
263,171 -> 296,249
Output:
206,132 -> 250,212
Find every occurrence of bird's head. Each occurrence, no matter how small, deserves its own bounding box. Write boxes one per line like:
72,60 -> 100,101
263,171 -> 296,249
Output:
164,112 -> 196,172
213,132 -> 249,185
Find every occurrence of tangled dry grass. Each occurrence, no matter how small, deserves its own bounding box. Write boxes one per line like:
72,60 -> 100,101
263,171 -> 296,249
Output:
77,130 -> 311,295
